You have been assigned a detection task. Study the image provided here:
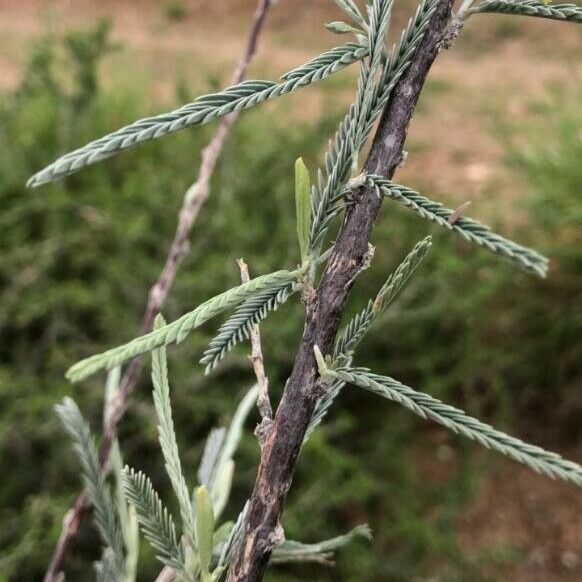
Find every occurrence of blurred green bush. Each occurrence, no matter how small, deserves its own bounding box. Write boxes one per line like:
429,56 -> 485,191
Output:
0,22 -> 580,581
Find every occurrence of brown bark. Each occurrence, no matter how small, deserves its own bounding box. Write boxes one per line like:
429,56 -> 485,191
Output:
43,2 -> 275,580
227,1 -> 455,580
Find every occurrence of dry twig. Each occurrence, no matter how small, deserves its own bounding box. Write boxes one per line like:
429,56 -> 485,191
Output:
237,259 -> 273,441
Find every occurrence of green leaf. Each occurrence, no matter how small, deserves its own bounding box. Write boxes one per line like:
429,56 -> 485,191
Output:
365,175 -> 548,277
28,44 -> 368,187
121,467 -> 186,574
295,157 -> 312,263
332,0 -> 368,28
151,315 -> 196,549
476,0 -> 582,23
212,521 -> 234,550
199,282 -> 296,373
272,524 -> 372,564
334,366 -> 582,487
55,398 -> 124,575
66,269 -> 298,383
210,459 -> 234,519
105,368 -> 139,581
195,486 -> 215,580
325,21 -> 364,35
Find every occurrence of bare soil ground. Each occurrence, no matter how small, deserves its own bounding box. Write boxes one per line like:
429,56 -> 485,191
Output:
457,462 -> 582,581
1,1 -> 581,579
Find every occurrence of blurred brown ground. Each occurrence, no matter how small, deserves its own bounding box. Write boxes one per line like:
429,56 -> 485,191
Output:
2,0 -> 580,214
1,1 -> 581,580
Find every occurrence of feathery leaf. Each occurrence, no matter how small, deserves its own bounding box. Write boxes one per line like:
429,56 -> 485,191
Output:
200,282 -> 296,373
310,0 -> 438,250
295,158 -> 312,263
28,43 -> 368,187
217,501 -> 249,568
121,467 -> 187,574
306,238 -> 432,440
310,0 -> 394,251
334,236 -> 432,361
55,398 -> 124,574
271,524 -> 372,564
334,367 -> 582,487
279,41 -> 367,81
475,0 -> 582,23
368,0 -> 440,127
365,176 -> 548,277
67,269 -> 298,383
194,486 -> 214,580
151,315 -> 195,549
331,0 -> 368,29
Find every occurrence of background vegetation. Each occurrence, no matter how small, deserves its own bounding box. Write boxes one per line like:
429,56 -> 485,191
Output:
1,1 -> 581,580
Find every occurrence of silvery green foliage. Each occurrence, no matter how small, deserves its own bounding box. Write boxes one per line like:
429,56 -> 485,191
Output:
331,366 -> 582,486
310,0 -> 394,251
332,0 -> 368,29
95,548 -> 119,582
200,282 -> 297,373
151,316 -> 196,549
122,356 -> 367,577
333,236 -> 432,361
122,343 -> 261,579
59,0 -> 438,390
66,269 -> 298,383
27,43 -> 368,187
218,506 -> 372,570
216,502 -> 249,570
476,0 -> 582,22
309,0 -> 440,250
368,0 -> 439,126
105,368 -> 139,582
365,175 -> 548,277
44,0 -> 582,576
279,42 -> 367,81
121,468 -> 187,574
55,398 -> 125,577
271,524 -> 372,564
198,385 -> 258,518
306,237 -> 431,440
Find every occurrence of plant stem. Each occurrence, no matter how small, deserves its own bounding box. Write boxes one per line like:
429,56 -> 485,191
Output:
226,1 -> 456,580
237,259 -> 274,435
43,2 -> 275,580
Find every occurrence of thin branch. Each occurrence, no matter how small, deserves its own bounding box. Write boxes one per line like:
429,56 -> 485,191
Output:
237,259 -> 273,440
43,2 -> 276,579
227,1 -> 456,580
